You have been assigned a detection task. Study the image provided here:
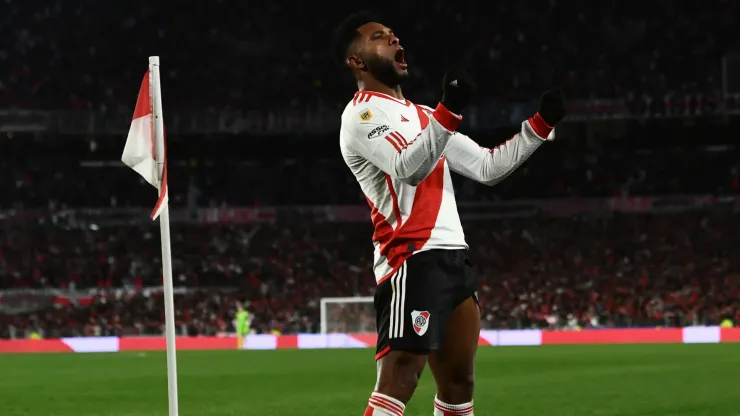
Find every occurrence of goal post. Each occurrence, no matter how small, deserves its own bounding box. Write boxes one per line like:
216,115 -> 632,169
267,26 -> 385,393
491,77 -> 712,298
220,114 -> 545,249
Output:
320,296 -> 375,334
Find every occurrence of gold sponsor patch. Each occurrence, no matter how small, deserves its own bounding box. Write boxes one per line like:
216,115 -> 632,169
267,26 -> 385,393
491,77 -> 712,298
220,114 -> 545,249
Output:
359,109 -> 373,122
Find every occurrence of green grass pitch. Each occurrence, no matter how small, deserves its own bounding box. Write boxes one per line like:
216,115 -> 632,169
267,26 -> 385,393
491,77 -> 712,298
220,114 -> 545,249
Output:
0,344 -> 737,415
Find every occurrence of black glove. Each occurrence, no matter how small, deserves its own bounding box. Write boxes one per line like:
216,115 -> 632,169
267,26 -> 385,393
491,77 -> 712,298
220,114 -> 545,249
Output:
538,88 -> 567,126
440,67 -> 474,114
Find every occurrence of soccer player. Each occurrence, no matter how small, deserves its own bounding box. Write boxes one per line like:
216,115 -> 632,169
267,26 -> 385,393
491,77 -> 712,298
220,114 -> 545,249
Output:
332,12 -> 567,416
235,303 -> 250,350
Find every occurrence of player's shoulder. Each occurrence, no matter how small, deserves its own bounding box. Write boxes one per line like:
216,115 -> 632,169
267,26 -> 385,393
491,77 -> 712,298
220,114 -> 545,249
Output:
341,92 -> 394,128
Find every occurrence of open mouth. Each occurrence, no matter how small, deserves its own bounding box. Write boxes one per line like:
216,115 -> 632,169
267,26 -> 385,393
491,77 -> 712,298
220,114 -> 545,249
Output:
394,49 -> 407,69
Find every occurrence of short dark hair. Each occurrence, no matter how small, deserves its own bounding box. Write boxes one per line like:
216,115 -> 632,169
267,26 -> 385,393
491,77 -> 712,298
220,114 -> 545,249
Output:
331,11 -> 380,68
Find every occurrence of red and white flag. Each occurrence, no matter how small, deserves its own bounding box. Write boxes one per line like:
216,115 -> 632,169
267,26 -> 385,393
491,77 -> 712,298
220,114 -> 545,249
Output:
121,70 -> 168,220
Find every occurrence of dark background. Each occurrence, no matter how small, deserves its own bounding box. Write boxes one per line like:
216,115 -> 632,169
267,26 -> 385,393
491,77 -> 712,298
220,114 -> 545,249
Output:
0,0 -> 739,338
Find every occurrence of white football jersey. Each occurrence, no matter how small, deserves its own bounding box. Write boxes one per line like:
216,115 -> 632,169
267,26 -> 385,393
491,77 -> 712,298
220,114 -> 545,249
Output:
340,90 -> 552,284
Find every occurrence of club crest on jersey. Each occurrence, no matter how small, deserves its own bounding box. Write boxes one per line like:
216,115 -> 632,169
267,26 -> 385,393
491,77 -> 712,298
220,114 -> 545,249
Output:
359,109 -> 373,122
411,310 -> 430,336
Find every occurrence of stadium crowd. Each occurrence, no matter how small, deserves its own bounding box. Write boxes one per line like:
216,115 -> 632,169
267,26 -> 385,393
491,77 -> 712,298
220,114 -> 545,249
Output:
1,0 -> 737,110
2,211 -> 739,339
2,0 -> 739,341
2,145 -> 739,210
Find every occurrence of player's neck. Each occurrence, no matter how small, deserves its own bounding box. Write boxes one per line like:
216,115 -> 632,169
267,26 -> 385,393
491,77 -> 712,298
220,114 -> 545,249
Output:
357,79 -> 404,101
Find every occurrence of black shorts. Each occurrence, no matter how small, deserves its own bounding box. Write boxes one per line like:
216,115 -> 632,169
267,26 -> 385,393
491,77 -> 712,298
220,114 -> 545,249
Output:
374,249 -> 478,360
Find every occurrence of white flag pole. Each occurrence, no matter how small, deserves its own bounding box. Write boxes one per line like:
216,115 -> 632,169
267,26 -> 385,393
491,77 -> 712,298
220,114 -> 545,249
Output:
149,55 -> 180,416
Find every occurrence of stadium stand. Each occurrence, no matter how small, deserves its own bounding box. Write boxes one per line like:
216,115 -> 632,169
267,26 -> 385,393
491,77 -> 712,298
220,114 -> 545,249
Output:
1,0 -> 739,340
1,0 -> 737,110
2,211 -> 739,338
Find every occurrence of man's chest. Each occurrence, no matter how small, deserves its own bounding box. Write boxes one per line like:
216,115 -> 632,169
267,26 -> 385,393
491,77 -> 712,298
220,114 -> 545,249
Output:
382,103 -> 432,141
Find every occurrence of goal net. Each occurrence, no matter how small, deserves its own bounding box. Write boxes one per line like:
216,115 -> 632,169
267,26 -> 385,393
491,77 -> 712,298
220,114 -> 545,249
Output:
320,296 -> 375,334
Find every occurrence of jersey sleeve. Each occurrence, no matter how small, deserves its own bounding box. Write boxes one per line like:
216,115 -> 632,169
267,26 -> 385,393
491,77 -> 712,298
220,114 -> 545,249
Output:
342,102 -> 463,186
444,113 -> 552,186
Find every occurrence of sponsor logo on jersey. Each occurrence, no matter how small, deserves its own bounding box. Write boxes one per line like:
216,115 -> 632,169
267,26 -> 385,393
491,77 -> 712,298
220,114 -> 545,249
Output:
367,124 -> 390,139
411,310 -> 430,336
400,115 -> 409,122
359,109 -> 373,122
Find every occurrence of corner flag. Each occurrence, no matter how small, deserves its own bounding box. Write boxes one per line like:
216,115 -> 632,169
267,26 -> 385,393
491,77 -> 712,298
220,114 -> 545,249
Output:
120,56 -> 179,416
121,65 -> 169,220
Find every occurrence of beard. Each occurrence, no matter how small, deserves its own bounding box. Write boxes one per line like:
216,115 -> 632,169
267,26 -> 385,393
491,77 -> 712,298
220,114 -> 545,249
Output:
362,53 -> 408,88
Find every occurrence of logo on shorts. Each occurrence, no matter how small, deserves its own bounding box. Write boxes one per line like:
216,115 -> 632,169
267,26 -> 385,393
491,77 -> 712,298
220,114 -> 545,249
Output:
411,310 -> 430,336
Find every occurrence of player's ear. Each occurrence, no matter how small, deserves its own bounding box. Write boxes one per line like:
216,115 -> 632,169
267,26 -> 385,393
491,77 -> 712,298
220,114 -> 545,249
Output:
346,54 -> 365,71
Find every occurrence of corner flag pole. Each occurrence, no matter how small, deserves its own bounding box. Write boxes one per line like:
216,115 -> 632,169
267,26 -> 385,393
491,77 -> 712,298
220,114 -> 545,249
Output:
149,55 -> 180,416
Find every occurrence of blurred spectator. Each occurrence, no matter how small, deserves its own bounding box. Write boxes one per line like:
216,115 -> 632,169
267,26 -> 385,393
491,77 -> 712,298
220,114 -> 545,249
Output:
2,0 -> 740,340
1,145 -> 738,209
2,212 -> 739,338
0,0 -> 737,111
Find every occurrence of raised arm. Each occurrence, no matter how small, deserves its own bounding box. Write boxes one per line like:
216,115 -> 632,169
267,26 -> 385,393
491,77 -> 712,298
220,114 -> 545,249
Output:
445,89 -> 567,186
343,69 -> 474,186
445,115 -> 550,186
343,102 -> 463,186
